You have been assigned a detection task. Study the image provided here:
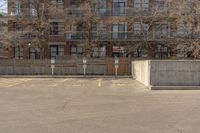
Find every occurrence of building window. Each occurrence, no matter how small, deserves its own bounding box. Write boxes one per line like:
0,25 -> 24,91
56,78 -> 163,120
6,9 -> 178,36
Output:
56,0 -> 64,8
29,48 -> 40,59
14,47 -> 23,59
97,24 -> 107,39
57,0 -> 64,4
134,0 -> 149,11
156,45 -> 171,59
134,22 -> 148,35
112,0 -> 127,16
50,22 -> 64,35
30,4 -> 37,16
155,0 -> 168,12
134,22 -> 141,34
96,0 -> 107,15
71,46 -> 84,55
112,23 -> 127,39
70,0 -> 82,5
93,47 -> 106,57
15,1 -> 21,15
50,45 -> 65,59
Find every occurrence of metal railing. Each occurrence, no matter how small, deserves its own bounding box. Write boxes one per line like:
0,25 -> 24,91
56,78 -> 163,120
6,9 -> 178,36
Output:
66,8 -> 168,17
14,31 -> 200,41
65,31 -> 200,41
8,7 -> 168,19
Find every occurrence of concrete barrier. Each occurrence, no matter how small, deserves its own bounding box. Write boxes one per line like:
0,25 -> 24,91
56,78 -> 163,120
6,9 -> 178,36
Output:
132,60 -> 200,90
132,60 -> 150,86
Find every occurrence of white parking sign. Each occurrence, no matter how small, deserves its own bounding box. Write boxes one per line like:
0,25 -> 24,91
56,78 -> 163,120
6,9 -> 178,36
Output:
115,59 -> 119,64
51,59 -> 55,64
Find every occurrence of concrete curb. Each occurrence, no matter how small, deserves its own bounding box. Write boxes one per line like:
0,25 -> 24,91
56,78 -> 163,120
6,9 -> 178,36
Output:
0,75 -> 132,79
150,86 -> 200,90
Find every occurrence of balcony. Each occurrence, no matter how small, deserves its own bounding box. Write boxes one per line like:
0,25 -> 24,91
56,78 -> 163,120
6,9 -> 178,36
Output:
66,8 -> 167,18
66,31 -> 200,41
15,31 -> 200,42
19,34 -> 47,41
9,7 -> 168,19
66,31 -> 155,41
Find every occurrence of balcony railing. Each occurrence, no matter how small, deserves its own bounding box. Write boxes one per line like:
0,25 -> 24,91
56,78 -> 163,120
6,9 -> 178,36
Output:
15,31 -> 200,41
9,7 -> 169,19
66,31 -> 200,41
18,34 -> 47,41
66,31 -> 161,41
66,8 -> 168,17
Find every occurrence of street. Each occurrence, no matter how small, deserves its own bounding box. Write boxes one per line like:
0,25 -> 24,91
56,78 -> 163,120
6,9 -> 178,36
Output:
0,78 -> 200,133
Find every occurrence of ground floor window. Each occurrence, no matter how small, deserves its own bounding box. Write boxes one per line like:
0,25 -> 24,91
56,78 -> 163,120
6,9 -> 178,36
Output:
14,47 -> 23,59
29,48 -> 40,59
70,46 -> 84,56
155,45 -> 171,59
112,46 -> 127,57
93,46 -> 106,57
50,45 -> 65,59
132,48 -> 148,57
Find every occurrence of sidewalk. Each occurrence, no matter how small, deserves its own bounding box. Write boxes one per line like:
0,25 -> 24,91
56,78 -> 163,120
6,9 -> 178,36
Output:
0,75 -> 133,78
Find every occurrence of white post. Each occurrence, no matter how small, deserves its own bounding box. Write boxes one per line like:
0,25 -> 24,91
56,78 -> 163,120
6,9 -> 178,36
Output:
115,67 -> 118,77
83,66 -> 86,75
83,57 -> 87,75
51,67 -> 54,75
51,59 -> 55,76
115,57 -> 119,78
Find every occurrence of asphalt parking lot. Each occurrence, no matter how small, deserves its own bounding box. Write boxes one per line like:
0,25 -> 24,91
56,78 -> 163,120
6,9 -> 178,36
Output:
0,78 -> 200,133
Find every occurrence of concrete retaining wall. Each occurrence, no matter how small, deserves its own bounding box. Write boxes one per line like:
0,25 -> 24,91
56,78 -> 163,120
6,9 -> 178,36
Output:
132,60 -> 200,89
132,60 -> 150,86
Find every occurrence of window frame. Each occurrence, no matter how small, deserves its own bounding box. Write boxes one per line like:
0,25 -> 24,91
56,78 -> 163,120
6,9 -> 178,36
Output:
29,47 -> 41,60
50,45 -> 65,59
14,46 -> 23,59
70,46 -> 84,55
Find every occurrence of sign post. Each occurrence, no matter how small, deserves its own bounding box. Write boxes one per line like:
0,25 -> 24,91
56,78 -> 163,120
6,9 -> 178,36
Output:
83,57 -> 87,75
114,57 -> 119,77
51,58 -> 55,75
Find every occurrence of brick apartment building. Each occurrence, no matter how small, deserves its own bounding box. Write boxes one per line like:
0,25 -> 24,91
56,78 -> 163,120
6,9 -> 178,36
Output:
6,0 -> 197,59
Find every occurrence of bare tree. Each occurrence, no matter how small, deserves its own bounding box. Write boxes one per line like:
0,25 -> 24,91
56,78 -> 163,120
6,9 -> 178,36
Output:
126,1 -> 172,58
0,1 -> 9,50
6,0 -> 62,58
66,0 -> 123,58
169,0 -> 200,59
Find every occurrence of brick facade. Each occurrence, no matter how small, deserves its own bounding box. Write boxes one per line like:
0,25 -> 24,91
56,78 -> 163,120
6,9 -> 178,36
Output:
7,0 -> 195,59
